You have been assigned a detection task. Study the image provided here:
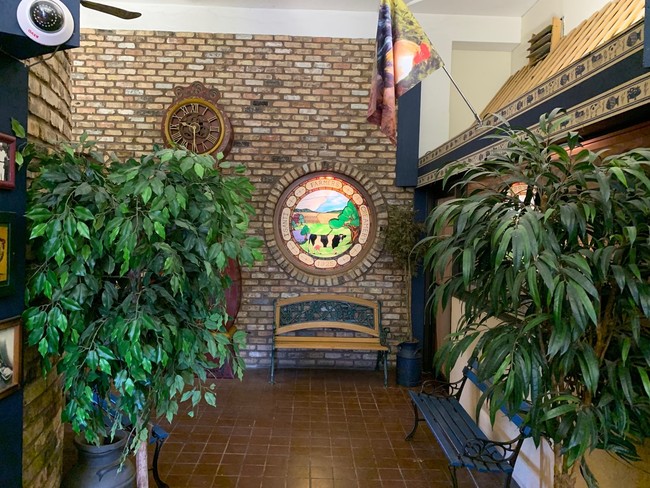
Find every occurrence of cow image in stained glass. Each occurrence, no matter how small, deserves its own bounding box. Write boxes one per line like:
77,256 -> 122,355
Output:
291,189 -> 355,258
274,172 -> 376,277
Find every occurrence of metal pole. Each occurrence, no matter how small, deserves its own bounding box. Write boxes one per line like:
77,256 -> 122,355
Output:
442,65 -> 483,127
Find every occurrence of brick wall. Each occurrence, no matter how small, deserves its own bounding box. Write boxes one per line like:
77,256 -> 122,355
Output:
22,51 -> 72,488
71,29 -> 413,369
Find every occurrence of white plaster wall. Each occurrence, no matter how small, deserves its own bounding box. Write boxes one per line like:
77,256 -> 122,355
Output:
449,46 -> 513,138
80,3 -> 378,38
416,15 -> 521,153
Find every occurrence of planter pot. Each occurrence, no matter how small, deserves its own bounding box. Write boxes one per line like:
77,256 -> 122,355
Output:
396,340 -> 422,387
62,430 -> 136,488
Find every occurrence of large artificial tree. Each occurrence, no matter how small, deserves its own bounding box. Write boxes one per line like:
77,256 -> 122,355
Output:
421,110 -> 650,487
20,130 -> 262,481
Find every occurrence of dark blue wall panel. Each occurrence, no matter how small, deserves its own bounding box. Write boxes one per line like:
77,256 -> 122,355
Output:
395,84 -> 421,187
0,390 -> 24,488
0,54 -> 28,488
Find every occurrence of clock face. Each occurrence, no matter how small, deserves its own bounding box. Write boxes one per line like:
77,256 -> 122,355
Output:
163,97 -> 232,156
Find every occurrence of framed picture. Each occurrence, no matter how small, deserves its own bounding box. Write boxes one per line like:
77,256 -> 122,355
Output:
0,317 -> 22,399
0,212 -> 16,297
0,132 -> 16,190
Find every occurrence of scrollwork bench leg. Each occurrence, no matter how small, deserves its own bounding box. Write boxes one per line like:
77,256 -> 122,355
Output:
404,399 -> 421,440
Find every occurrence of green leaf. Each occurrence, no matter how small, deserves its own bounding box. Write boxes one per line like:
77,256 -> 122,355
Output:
194,163 -> 205,179
204,391 -> 216,407
81,245 -> 92,261
30,223 -> 48,239
541,403 -> 579,421
154,222 -> 165,238
27,207 -> 52,223
624,226 -> 637,245
577,347 -> 600,394
73,207 -> 95,221
74,182 -> 92,196
124,378 -> 135,396
216,251 -> 226,270
11,118 -> 26,138
55,246 -> 66,266
99,359 -> 111,374
76,221 -> 90,239
38,338 -> 49,357
462,247 -> 475,288
141,186 -> 153,204
60,296 -> 82,311
638,367 -> 650,398
180,157 -> 194,173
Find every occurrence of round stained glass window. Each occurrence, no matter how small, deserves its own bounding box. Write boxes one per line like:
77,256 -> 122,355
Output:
273,172 -> 377,278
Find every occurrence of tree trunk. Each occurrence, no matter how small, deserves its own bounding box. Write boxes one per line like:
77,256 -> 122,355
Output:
554,443 -> 577,488
136,440 -> 149,488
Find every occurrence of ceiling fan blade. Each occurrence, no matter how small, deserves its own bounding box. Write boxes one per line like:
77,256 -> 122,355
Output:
80,0 -> 142,20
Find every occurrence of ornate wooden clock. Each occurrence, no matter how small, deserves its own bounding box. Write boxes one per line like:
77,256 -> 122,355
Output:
161,81 -> 233,157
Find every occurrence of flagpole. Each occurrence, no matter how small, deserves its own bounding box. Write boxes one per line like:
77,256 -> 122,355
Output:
441,65 -> 483,126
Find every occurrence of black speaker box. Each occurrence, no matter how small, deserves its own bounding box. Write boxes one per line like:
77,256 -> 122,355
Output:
0,0 -> 80,60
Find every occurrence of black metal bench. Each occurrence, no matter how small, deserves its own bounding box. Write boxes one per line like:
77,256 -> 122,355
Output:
93,392 -> 170,488
405,363 -> 531,488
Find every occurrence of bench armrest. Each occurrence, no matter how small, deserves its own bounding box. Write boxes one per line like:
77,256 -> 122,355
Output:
420,376 -> 467,399
462,435 -> 525,465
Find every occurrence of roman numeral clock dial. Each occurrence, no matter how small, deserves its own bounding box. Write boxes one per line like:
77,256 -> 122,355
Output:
162,82 -> 233,157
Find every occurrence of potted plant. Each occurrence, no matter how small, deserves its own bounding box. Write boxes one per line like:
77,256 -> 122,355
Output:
421,109 -> 650,487
20,130 -> 262,486
384,203 -> 425,385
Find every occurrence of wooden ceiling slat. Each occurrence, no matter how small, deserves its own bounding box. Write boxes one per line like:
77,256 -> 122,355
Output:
478,0 -> 644,120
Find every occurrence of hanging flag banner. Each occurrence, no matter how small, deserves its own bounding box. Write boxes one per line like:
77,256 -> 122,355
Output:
367,0 -> 443,144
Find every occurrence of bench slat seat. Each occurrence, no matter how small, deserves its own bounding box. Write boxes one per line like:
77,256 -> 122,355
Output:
271,294 -> 389,386
405,363 -> 530,488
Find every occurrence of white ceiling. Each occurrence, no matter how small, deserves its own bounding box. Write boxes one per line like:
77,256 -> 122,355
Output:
124,0 -> 540,17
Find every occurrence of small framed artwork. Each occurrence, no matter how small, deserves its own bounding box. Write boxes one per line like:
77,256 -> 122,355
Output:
0,317 -> 22,400
0,132 -> 16,190
0,212 -> 16,297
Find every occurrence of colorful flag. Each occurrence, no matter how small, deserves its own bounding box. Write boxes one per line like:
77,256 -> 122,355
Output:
367,0 -> 443,144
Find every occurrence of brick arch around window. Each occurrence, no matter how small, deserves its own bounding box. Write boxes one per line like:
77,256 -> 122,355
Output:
264,161 -> 387,286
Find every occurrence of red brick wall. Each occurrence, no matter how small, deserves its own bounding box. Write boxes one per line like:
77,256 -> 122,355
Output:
71,29 -> 413,368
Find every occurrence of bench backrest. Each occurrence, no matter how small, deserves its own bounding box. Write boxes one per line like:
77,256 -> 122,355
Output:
464,364 -> 532,437
274,294 -> 381,337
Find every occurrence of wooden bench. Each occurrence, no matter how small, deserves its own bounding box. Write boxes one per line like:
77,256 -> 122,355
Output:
270,294 -> 390,386
405,363 -> 531,488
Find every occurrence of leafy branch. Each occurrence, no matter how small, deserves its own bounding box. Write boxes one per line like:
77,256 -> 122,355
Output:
22,134 -> 262,456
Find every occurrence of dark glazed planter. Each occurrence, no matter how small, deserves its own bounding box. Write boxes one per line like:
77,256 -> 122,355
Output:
62,430 -> 136,488
396,340 -> 422,387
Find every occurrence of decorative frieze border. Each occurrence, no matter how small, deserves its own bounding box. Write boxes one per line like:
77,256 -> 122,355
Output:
417,70 -> 650,187
418,20 -> 645,171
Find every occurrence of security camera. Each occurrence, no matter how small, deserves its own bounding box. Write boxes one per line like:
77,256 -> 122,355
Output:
16,0 -> 74,46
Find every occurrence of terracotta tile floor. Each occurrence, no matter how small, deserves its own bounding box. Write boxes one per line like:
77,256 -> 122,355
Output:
64,368 -> 519,488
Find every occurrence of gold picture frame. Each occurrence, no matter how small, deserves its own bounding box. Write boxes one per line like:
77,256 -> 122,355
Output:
0,212 -> 16,297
